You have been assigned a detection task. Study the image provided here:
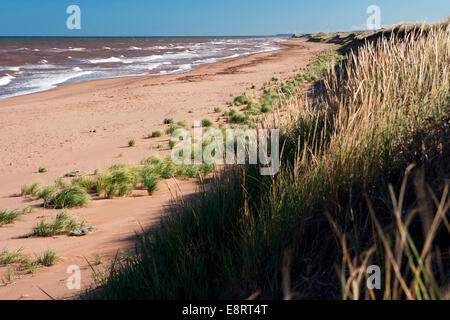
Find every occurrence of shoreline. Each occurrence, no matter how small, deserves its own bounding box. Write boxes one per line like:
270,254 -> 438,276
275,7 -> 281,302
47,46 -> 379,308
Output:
0,37 -> 286,101
0,38 -> 335,299
0,40 -> 286,103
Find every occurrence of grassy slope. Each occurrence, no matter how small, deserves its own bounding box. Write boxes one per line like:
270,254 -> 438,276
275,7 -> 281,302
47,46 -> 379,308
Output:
84,22 -> 449,300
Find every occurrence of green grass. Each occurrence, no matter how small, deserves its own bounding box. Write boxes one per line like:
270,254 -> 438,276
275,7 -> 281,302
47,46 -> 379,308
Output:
233,94 -> 250,106
150,130 -> 163,138
83,22 -> 450,300
0,249 -> 26,265
141,170 -> 159,195
30,211 -> 86,237
227,112 -> 251,125
201,118 -> 213,127
47,186 -> 91,209
0,208 -> 32,227
165,125 -> 183,135
0,209 -> 23,227
71,176 -> 94,193
21,183 -> 41,197
35,250 -> 59,267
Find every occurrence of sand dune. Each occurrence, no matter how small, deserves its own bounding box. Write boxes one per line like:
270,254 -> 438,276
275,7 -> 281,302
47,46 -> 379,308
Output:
0,38 -> 335,299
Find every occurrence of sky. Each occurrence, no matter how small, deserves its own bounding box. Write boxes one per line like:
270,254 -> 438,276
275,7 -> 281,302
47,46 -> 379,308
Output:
0,0 -> 449,36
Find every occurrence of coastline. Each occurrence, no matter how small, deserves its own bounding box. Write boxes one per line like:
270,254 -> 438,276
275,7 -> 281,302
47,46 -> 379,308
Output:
0,38 -> 335,299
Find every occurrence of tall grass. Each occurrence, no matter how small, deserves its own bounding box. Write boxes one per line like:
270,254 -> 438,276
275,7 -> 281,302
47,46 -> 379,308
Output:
0,208 -> 32,226
30,211 -> 86,237
48,186 -> 91,209
85,23 -> 448,299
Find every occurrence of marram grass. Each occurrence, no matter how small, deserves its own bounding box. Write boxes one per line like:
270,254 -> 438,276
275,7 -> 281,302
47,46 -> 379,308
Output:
83,22 -> 449,300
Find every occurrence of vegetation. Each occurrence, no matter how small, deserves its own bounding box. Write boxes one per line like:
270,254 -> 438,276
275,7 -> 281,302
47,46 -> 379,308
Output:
163,118 -> 174,124
233,94 -> 250,106
0,207 -> 32,227
84,22 -> 450,300
38,167 -> 48,173
128,139 -> 136,147
201,118 -> 213,127
30,211 -> 86,237
0,249 -> 26,265
151,130 -> 163,138
21,183 -> 41,197
47,186 -> 91,209
35,250 -> 59,267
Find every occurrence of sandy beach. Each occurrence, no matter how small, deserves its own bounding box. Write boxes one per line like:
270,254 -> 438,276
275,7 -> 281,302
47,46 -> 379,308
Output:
0,38 -> 335,299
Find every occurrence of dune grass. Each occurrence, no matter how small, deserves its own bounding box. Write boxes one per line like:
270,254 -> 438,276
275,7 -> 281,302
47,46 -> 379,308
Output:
21,183 -> 41,197
150,130 -> 163,138
0,249 -> 26,265
233,94 -> 250,106
30,211 -> 86,237
47,186 -> 91,209
83,22 -> 449,300
0,207 -> 32,227
201,119 -> 213,127
35,250 -> 59,267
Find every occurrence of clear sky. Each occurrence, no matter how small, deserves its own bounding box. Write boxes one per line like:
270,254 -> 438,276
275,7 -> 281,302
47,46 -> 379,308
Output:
0,0 -> 449,36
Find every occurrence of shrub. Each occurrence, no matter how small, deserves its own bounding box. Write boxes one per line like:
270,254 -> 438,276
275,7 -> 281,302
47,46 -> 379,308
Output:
48,186 -> 91,209
38,167 -> 48,173
227,112 -> 250,124
128,139 -> 136,147
163,118 -> 173,124
151,130 -> 163,138
260,104 -> 272,113
214,107 -> 222,113
201,119 -> 213,127
233,95 -> 249,106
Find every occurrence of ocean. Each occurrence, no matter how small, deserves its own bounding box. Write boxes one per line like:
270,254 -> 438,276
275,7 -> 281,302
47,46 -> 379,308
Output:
0,37 -> 285,99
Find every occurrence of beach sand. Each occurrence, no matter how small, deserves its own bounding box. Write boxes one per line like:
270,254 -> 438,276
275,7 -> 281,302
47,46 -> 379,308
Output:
0,38 -> 335,299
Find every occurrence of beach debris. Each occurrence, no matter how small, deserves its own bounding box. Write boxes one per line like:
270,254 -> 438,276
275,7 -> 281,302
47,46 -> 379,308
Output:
70,226 -> 94,237
64,170 -> 81,177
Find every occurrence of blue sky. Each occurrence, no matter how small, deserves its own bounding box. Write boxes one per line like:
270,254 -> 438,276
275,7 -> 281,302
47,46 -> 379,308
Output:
0,0 -> 449,36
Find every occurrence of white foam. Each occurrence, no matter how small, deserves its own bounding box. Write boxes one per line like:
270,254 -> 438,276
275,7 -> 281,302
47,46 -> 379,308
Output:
0,74 -> 15,86
128,46 -> 142,50
87,57 -> 123,64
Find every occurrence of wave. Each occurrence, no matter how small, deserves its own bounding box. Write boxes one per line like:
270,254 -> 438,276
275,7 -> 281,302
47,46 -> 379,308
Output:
0,74 -> 15,86
87,57 -> 124,64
